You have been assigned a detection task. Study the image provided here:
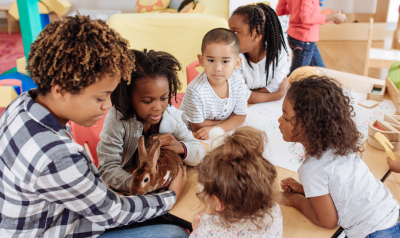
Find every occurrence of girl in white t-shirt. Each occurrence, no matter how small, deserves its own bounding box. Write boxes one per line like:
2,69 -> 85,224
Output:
278,75 -> 400,238
229,3 -> 289,104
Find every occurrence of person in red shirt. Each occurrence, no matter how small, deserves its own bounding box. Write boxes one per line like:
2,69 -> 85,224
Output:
276,0 -> 347,74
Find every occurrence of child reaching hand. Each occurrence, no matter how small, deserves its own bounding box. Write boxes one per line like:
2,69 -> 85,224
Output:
190,126 -> 282,237
276,0 -> 347,74
229,3 -> 289,104
97,49 -> 205,194
180,28 -> 248,140
278,75 -> 400,237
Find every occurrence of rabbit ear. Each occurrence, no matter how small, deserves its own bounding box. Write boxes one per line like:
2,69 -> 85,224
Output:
138,136 -> 147,167
148,139 -> 161,173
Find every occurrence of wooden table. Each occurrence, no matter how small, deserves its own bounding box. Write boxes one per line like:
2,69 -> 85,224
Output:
168,68 -> 398,237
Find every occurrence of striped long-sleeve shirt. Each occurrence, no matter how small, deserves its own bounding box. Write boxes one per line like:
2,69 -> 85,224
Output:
0,90 -> 176,237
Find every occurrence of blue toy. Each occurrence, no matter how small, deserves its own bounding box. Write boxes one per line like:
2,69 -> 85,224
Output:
319,0 -> 324,7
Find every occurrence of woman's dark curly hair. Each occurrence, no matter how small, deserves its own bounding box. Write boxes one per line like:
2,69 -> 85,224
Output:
27,14 -> 135,95
286,75 -> 363,159
232,3 -> 287,84
111,49 -> 182,121
196,126 -> 277,228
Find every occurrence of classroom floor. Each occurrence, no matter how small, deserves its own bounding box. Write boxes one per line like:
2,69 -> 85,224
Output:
317,30 -> 394,80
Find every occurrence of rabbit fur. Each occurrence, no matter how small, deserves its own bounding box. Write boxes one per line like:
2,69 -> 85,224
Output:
130,134 -> 183,195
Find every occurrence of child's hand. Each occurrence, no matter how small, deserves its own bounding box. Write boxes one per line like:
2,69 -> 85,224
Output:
280,177 -> 305,195
169,165 -> 187,200
332,12 -> 347,24
195,126 -> 213,140
153,134 -> 185,154
192,211 -> 208,231
387,155 -> 400,173
277,191 -> 298,207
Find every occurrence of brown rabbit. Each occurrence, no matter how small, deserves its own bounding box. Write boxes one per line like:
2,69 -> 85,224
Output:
130,134 -> 183,195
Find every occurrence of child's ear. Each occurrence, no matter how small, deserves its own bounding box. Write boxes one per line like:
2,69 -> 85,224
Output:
212,195 -> 224,212
197,54 -> 204,67
234,57 -> 242,70
51,84 -> 67,102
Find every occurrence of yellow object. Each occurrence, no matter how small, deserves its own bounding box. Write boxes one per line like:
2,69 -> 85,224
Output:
16,56 -> 27,75
8,1 -> 51,20
136,0 -> 171,13
374,132 -> 397,161
108,13 -> 228,93
288,66 -> 324,85
41,0 -> 71,16
0,86 -> 18,108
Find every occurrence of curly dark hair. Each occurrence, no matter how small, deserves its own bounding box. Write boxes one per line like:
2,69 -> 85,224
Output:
286,75 -> 363,159
232,3 -> 287,84
196,126 -> 278,227
27,14 -> 135,95
111,49 -> 182,120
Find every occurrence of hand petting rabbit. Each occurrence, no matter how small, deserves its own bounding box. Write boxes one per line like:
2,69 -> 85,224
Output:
130,134 -> 184,195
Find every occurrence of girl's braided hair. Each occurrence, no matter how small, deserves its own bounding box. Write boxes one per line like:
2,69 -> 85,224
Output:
232,3 -> 287,84
111,49 -> 182,121
27,14 -> 135,95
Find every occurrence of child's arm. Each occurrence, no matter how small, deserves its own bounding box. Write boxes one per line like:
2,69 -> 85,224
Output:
300,0 -> 327,25
248,77 -> 289,104
279,192 -> 338,229
276,0 -> 289,16
386,155 -> 400,173
192,114 -> 246,140
325,12 -> 347,24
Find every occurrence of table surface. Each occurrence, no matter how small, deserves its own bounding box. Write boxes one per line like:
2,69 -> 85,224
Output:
169,67 -> 398,237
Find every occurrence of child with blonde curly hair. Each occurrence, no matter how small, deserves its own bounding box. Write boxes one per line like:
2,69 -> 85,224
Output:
190,126 -> 282,237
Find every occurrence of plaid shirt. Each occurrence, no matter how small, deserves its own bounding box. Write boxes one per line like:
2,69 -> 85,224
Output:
0,90 -> 176,237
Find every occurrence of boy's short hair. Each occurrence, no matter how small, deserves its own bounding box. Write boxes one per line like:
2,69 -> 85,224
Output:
201,28 -> 240,55
27,14 -> 135,95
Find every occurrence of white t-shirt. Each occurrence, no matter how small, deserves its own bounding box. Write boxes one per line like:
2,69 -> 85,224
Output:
234,46 -> 287,100
180,71 -> 248,131
298,149 -> 399,238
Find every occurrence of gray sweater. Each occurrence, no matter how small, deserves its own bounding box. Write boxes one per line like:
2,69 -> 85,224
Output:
97,106 -> 206,193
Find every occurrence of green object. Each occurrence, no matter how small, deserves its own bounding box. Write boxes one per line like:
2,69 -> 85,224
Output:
372,87 -> 382,94
0,67 -> 18,76
17,0 -> 42,61
389,61 -> 400,88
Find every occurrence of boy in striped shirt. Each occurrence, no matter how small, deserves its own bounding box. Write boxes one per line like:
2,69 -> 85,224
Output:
180,28 -> 248,140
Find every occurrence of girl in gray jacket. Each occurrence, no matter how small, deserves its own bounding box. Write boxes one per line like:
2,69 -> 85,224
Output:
97,49 -> 206,194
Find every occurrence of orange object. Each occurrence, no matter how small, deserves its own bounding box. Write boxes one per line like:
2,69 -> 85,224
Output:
186,60 -> 200,85
69,110 -> 108,167
374,124 -> 386,131
0,79 -> 22,94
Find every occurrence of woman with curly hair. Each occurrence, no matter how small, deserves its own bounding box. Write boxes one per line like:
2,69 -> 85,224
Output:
278,75 -> 400,237
0,15 -> 188,238
229,3 -> 289,104
97,49 -> 205,194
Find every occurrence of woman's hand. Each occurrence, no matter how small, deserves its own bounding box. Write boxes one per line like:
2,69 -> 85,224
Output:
280,177 -> 305,195
169,166 -> 187,200
154,133 -> 184,154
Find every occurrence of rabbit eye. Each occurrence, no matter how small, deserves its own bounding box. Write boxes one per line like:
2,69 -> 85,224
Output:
144,177 -> 149,183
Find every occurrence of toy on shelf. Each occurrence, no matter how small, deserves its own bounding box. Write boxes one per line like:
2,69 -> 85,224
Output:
367,117 -> 400,151
386,76 -> 400,114
374,132 -> 397,161
367,83 -> 385,102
